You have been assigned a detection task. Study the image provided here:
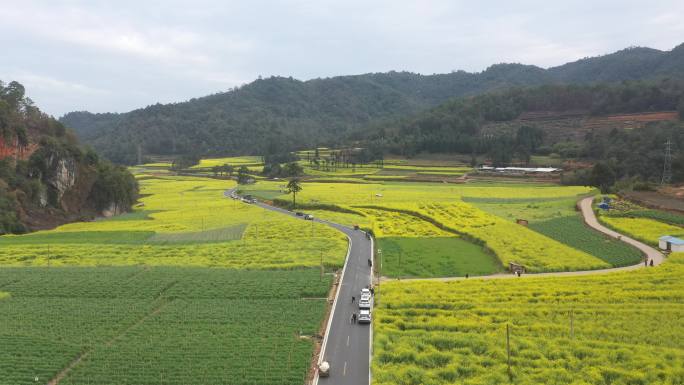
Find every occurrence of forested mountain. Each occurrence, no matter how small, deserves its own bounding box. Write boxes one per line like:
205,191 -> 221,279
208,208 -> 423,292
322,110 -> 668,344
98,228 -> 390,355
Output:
366,79 -> 684,184
61,44 -> 684,164
0,80 -> 138,234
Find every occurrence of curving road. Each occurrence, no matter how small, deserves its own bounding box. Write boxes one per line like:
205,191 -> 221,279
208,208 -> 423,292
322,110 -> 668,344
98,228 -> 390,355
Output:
228,189 -> 373,385
578,196 -> 664,266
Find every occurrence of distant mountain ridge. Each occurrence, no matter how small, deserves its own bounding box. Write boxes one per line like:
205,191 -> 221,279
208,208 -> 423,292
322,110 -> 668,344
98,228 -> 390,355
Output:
60,43 -> 684,164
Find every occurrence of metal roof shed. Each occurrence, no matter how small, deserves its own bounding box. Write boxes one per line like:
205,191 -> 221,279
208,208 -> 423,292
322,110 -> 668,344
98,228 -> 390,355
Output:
659,236 -> 684,252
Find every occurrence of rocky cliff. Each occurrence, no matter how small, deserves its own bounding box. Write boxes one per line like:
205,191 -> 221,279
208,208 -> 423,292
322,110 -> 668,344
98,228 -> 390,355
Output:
0,80 -> 138,234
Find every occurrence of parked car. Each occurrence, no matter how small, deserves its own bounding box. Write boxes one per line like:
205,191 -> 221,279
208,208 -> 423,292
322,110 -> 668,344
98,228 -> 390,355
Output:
304,214 -> 314,220
358,296 -> 371,309
295,212 -> 304,216
358,309 -> 371,324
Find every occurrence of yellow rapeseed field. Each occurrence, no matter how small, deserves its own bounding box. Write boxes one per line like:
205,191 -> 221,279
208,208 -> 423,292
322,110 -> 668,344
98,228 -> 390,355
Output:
600,217 -> 684,247
0,174 -> 347,268
373,253 -> 684,385
244,181 -> 605,272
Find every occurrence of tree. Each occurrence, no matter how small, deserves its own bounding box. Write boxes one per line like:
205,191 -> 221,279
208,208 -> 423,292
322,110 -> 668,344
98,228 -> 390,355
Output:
286,178 -> 302,209
283,162 -> 303,177
515,125 -> 544,165
236,166 -> 250,184
488,135 -> 514,167
222,164 -> 234,176
590,162 -> 616,193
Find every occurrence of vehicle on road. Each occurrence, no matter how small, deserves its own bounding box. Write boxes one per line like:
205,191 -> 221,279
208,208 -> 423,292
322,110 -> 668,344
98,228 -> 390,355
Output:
359,288 -> 372,309
358,309 -> 371,324
358,296 -> 371,309
318,361 -> 330,377
304,214 -> 314,220
241,195 -> 257,204
295,212 -> 304,216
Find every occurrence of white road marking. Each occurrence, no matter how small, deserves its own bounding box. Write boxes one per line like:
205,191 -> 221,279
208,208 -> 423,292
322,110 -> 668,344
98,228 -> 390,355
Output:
347,335 -> 350,346
343,361 -> 347,376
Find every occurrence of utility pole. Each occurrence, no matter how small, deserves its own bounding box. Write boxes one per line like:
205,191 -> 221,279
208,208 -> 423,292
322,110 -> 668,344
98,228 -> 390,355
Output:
662,138 -> 672,185
506,324 -> 512,380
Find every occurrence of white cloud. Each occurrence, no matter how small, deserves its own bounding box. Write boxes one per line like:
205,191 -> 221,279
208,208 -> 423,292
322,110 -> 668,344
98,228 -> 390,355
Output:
0,0 -> 681,115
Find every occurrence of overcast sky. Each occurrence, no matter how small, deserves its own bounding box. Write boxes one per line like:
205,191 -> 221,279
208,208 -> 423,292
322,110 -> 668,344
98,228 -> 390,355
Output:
1,0 -> 683,116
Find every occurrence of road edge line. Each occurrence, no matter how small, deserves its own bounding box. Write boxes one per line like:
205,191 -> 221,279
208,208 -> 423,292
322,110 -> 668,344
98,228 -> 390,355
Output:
369,233 -> 374,385
313,233 -> 353,385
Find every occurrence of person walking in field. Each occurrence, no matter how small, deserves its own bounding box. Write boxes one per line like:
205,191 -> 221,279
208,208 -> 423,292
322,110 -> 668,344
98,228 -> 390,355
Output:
650,259 -> 654,267
645,258 -> 648,267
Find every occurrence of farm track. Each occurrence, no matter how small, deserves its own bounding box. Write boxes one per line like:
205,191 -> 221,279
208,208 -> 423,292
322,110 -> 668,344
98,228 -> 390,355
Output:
380,196 -> 664,283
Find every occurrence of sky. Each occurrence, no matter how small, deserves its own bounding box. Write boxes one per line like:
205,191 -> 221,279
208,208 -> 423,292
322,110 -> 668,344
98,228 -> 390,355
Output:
1,0 -> 683,117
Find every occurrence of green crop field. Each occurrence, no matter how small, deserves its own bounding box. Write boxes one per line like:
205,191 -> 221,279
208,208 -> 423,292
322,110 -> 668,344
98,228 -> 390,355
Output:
529,216 -> 642,267
0,267 -> 330,385
373,253 -> 684,385
377,237 -> 501,278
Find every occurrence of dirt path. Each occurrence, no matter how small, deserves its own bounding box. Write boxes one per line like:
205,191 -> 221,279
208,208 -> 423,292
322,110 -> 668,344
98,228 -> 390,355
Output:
381,196 -> 664,283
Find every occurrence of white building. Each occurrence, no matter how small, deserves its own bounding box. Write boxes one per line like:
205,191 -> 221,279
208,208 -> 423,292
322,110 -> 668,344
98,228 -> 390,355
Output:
658,236 -> 684,252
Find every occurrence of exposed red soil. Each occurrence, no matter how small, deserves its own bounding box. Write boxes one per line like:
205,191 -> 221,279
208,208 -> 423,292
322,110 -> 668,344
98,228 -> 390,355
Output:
0,136 -> 39,160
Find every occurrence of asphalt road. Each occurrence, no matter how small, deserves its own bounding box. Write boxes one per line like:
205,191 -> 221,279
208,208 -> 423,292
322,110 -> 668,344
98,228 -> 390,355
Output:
228,190 -> 372,385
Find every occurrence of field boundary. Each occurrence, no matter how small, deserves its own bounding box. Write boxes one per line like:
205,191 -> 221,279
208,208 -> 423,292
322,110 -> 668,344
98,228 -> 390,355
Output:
355,204 -> 503,270
380,196 -> 664,283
